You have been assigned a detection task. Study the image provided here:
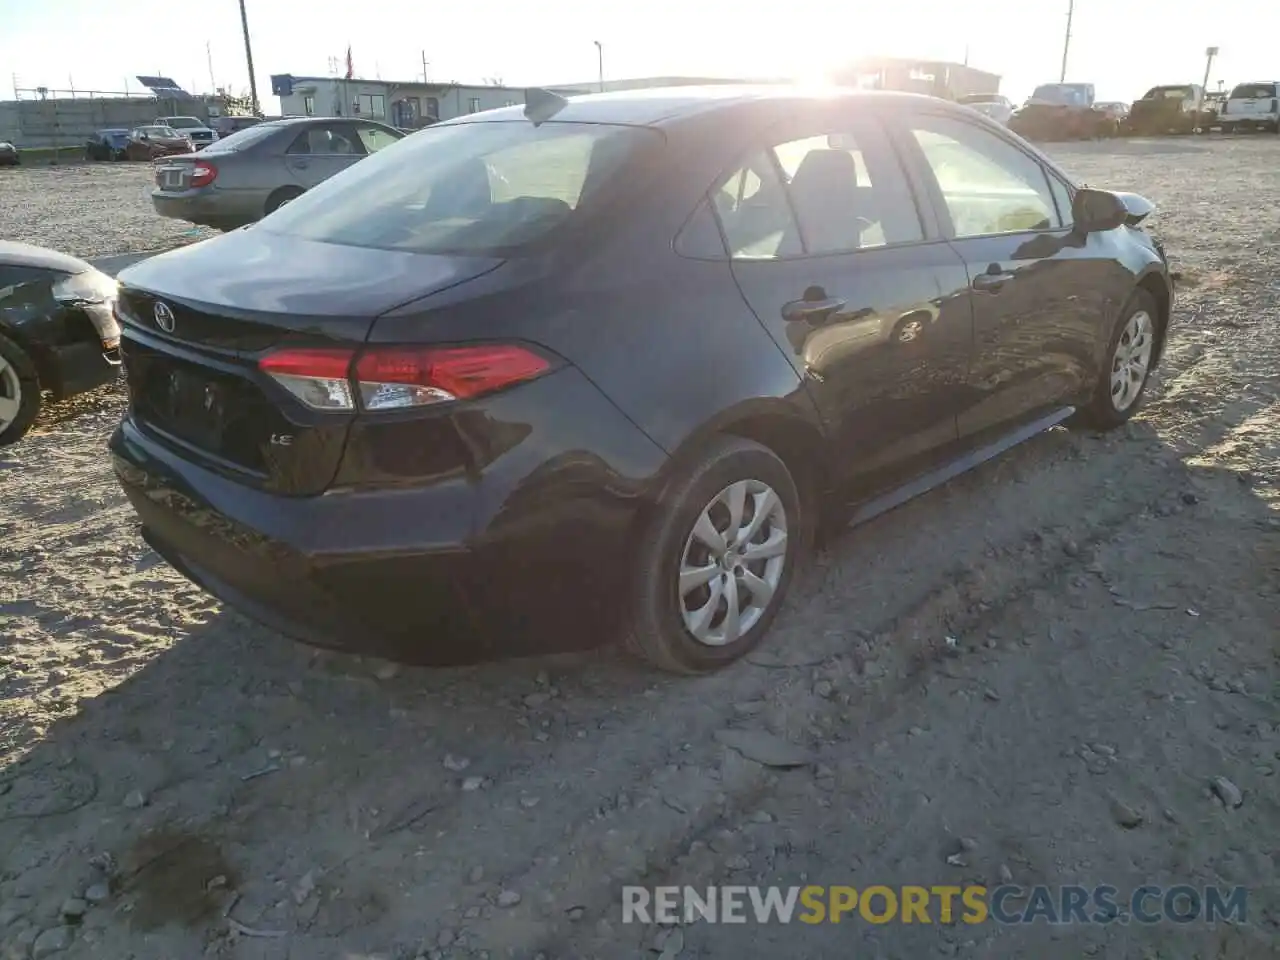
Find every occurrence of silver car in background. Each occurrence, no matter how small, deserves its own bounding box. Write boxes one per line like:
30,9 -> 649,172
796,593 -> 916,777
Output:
956,92 -> 1016,126
150,117 -> 404,231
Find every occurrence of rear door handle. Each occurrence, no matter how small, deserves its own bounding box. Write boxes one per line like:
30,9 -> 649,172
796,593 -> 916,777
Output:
782,296 -> 848,323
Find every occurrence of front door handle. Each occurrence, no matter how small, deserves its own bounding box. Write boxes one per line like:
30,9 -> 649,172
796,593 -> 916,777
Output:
783,295 -> 848,323
972,266 -> 1015,291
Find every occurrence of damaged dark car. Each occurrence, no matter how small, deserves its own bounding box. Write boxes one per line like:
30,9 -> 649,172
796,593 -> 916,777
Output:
0,242 -> 122,446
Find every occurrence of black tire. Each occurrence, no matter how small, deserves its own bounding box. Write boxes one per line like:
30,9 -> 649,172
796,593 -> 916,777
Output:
264,187 -> 303,215
624,436 -> 805,674
1073,289 -> 1161,431
0,332 -> 42,448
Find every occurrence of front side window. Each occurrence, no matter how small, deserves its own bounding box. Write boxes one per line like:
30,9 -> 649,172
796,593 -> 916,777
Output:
260,120 -> 660,255
907,114 -> 1059,238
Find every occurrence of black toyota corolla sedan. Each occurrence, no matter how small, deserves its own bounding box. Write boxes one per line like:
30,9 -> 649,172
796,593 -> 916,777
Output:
109,86 -> 1173,673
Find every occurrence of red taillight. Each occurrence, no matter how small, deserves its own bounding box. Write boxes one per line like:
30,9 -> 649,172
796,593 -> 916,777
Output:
354,345 -> 551,410
190,161 -> 217,188
257,344 -> 551,412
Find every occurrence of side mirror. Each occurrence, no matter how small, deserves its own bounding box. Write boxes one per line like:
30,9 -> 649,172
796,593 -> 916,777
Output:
1071,187 -> 1127,233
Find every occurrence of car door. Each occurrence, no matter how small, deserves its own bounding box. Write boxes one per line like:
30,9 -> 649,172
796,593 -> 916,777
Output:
715,112 -> 974,489
283,122 -> 367,188
888,109 -> 1112,440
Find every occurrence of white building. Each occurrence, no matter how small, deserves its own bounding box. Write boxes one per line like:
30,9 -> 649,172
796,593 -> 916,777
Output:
268,74 -> 771,128
270,74 -> 588,127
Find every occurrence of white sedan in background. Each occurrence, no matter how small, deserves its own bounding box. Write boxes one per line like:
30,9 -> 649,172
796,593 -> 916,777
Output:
957,93 -> 1016,126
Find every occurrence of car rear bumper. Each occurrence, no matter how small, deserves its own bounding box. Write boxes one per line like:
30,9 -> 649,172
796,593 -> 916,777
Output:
108,370 -> 668,661
152,190 -> 258,228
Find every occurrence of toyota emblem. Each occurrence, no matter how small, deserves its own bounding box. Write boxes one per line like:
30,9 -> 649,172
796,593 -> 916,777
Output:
153,301 -> 176,334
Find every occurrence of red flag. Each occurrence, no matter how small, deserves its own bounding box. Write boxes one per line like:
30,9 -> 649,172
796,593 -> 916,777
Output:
345,46 -> 354,79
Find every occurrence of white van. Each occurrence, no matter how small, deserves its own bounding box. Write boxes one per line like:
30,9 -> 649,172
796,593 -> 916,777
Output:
1219,82 -> 1280,133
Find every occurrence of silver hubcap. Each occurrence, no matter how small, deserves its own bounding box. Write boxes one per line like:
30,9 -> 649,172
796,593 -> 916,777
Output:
678,479 -> 789,647
0,356 -> 21,431
1110,310 -> 1154,412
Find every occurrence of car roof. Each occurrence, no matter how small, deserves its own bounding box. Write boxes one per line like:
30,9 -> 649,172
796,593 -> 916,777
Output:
441,84 -> 951,128
0,240 -> 93,275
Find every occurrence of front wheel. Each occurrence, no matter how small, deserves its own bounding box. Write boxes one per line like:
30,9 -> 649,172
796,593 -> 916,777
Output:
0,333 -> 41,448
1073,290 -> 1160,431
624,437 -> 804,673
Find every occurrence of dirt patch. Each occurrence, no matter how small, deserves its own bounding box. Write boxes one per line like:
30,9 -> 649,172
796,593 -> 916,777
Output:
1,136 -> 1278,959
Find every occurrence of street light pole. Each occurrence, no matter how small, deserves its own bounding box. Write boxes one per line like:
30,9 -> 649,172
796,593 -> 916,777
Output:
238,0 -> 260,115
594,41 -> 604,93
1059,0 -> 1074,82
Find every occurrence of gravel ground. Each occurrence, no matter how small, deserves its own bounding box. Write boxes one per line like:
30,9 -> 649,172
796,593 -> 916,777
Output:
0,163 -> 218,258
2,137 -> 1279,960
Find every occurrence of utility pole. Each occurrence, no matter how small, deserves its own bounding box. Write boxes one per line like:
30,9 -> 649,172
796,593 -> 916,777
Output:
1059,0 -> 1074,83
594,40 -> 604,93
421,51 -> 429,83
207,41 -> 217,94
237,0 -> 260,114
1199,46 -> 1218,109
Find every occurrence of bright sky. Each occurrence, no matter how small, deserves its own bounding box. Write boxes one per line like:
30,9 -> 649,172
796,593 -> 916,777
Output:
1,0 -> 1276,106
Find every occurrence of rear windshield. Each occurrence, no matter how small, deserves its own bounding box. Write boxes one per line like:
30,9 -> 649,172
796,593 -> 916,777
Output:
1230,83 -> 1277,99
260,120 -> 661,256
201,123 -> 282,154
1142,86 -> 1193,100
164,117 -> 203,128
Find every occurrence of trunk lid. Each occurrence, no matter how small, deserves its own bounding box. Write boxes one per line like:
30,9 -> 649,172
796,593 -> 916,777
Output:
154,155 -> 199,191
116,230 -> 504,495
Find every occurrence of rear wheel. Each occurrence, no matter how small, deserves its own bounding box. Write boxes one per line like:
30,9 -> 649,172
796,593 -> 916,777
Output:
0,333 -> 41,448
264,187 -> 303,215
624,437 -> 804,674
1074,289 -> 1160,431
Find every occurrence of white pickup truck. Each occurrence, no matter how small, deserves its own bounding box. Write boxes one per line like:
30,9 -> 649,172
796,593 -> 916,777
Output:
155,115 -> 219,149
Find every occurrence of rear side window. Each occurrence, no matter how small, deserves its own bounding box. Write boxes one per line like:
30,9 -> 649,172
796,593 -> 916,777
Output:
773,131 -> 923,251
711,151 -> 801,259
709,125 -> 923,260
201,123 -> 280,154
1230,83 -> 1277,99
355,125 -> 401,154
260,120 -> 661,255
289,126 -> 362,156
